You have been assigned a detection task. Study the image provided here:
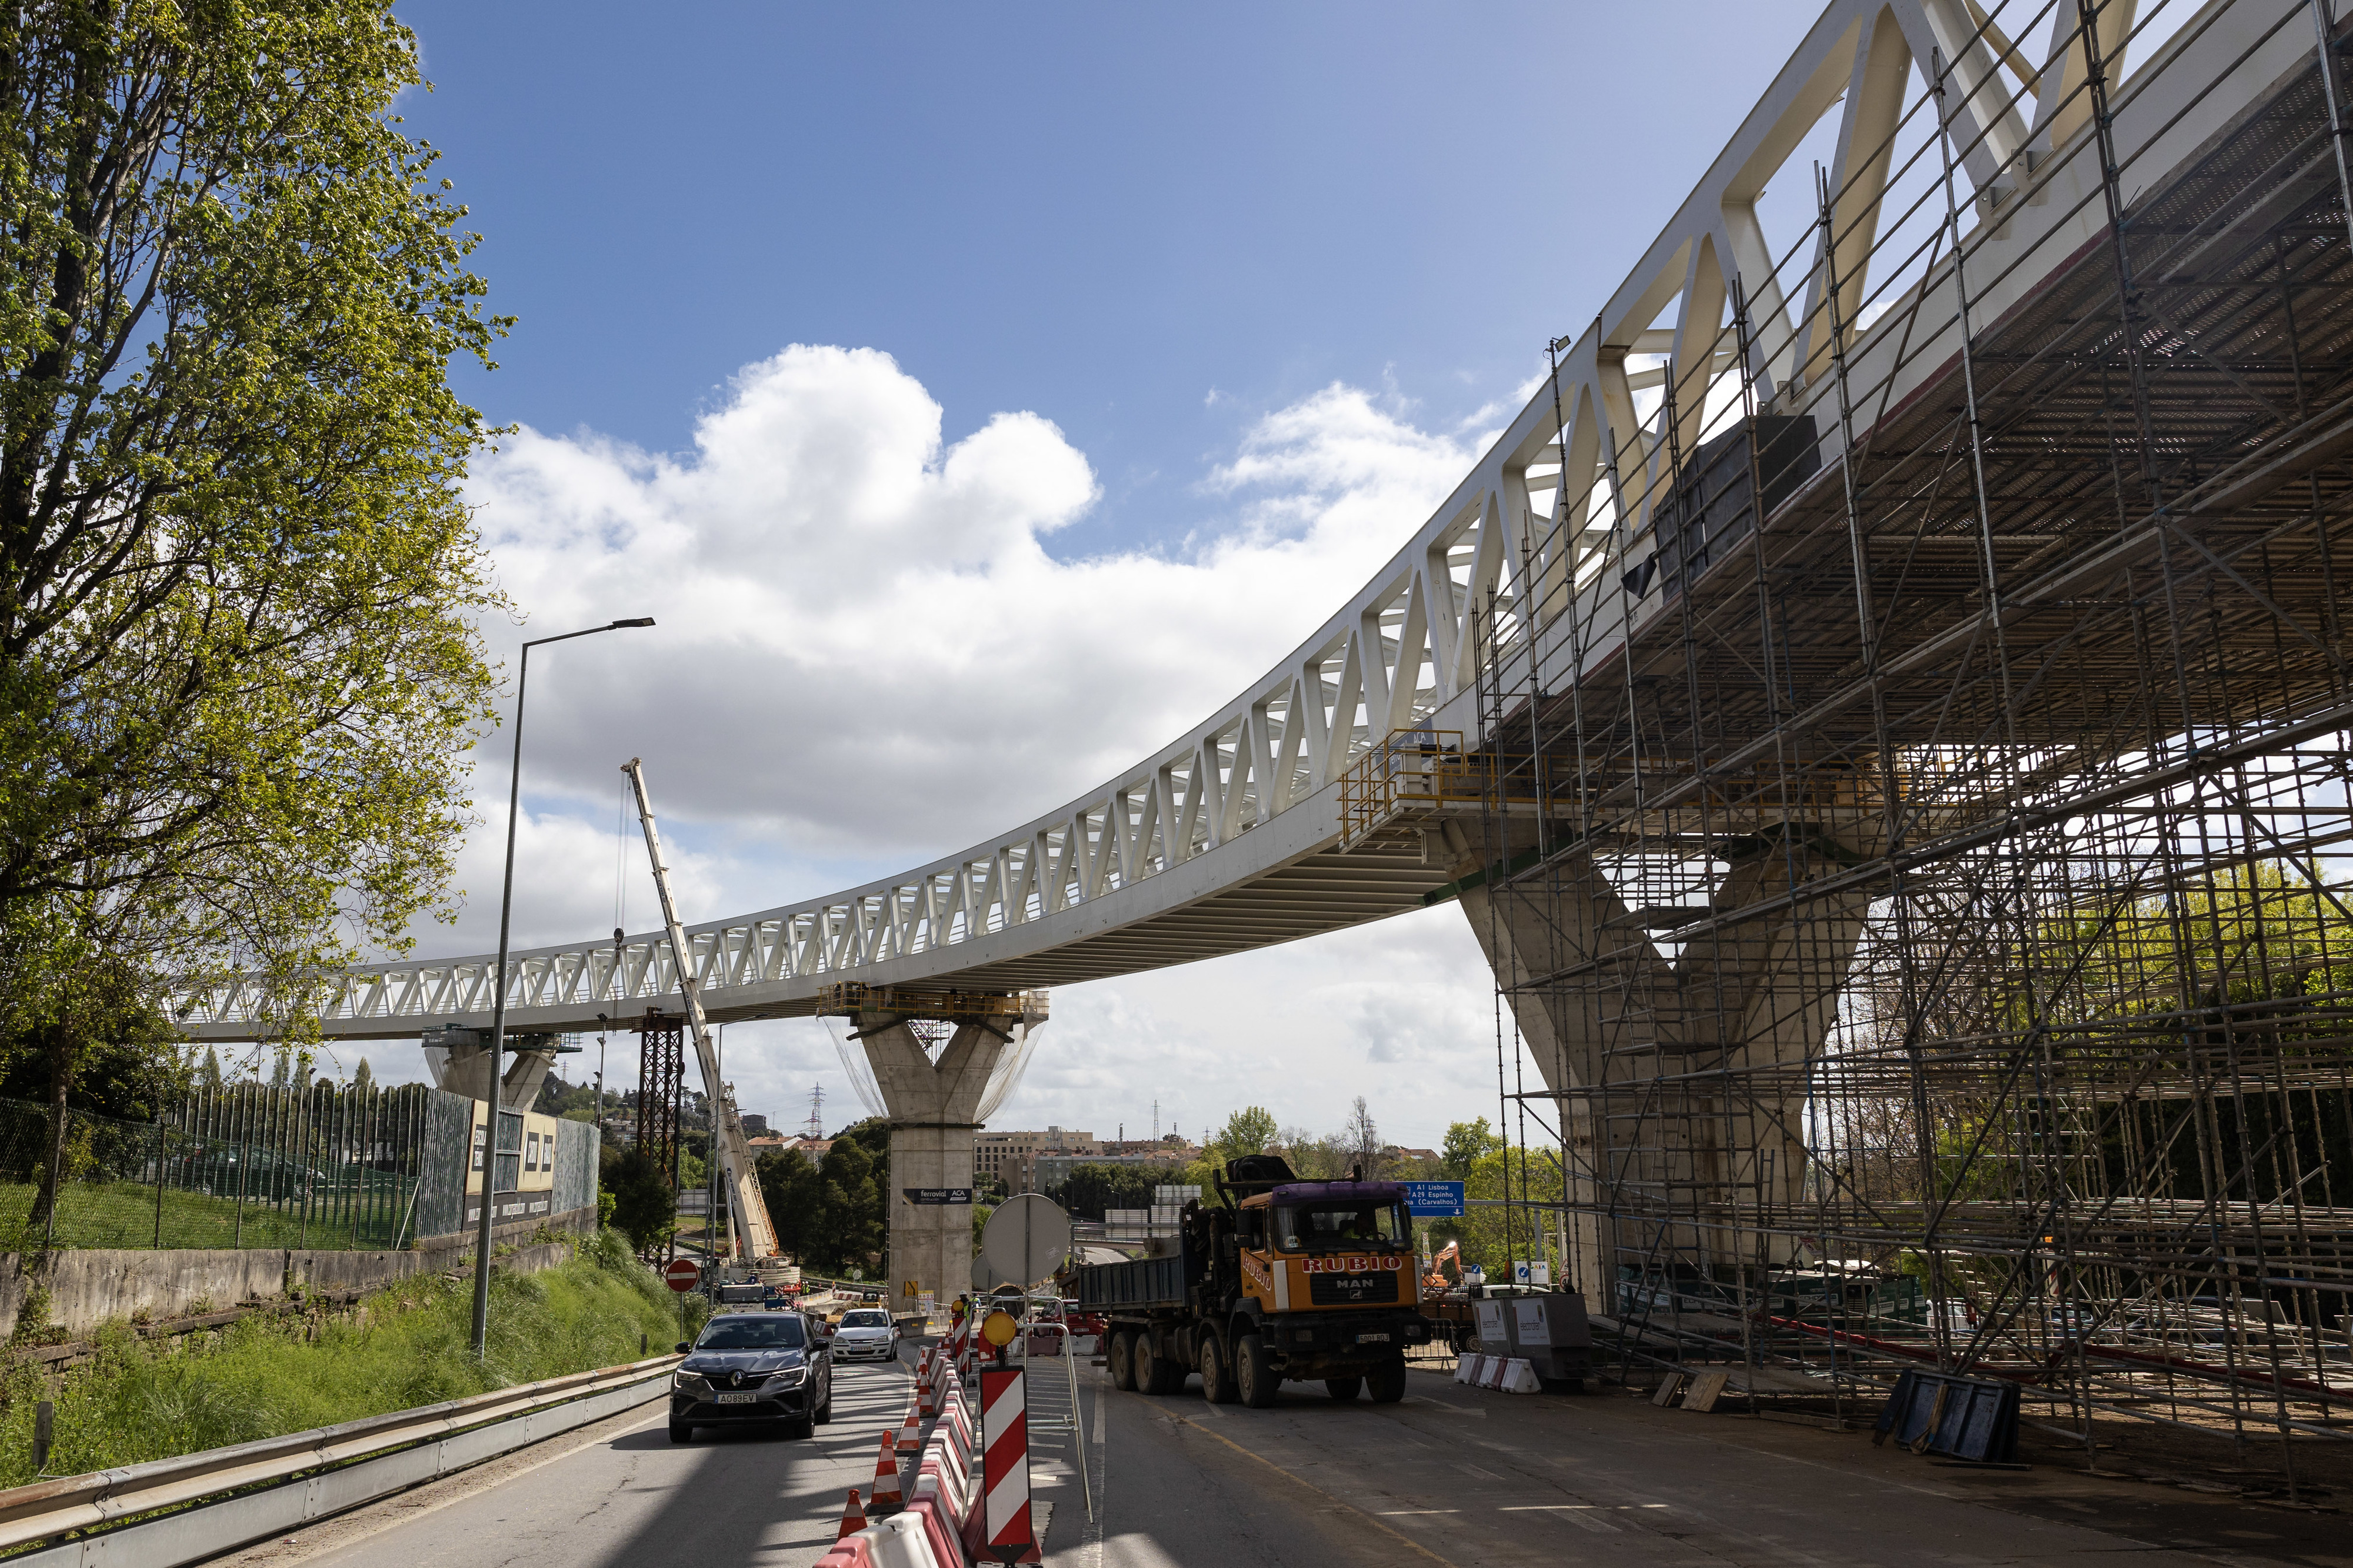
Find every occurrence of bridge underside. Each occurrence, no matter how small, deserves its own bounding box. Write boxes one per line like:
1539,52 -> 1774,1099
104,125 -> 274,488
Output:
1436,6 -> 2353,1463
188,817 -> 1450,1042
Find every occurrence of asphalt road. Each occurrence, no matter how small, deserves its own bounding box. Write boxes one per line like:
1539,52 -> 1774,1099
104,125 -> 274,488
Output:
216,1352 -> 2351,1568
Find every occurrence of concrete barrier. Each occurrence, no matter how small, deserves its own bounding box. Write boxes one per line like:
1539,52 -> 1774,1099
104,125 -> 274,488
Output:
0,1206 -> 597,1341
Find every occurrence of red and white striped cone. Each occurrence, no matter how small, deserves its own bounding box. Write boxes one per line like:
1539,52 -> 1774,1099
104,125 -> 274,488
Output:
978,1367 -> 1034,1563
919,1361 -> 936,1419
895,1395 -> 922,1455
868,1429 -> 904,1512
835,1488 -> 866,1542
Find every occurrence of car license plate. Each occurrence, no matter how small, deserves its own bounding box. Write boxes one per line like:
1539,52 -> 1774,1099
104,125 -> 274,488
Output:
1357,1333 -> 1390,1344
715,1391 -> 759,1404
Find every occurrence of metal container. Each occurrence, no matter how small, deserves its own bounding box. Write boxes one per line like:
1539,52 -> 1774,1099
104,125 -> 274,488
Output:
1505,1292 -> 1592,1380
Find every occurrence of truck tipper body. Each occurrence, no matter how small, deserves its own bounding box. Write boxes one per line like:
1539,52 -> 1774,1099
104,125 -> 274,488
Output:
1074,1155 -> 1432,1406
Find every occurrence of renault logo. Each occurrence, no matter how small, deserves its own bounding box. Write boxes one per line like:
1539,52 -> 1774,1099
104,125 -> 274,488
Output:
728,1369 -> 744,1389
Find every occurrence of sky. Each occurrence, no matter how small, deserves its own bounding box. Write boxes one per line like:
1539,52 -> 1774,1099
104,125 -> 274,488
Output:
321,1 -> 1829,1152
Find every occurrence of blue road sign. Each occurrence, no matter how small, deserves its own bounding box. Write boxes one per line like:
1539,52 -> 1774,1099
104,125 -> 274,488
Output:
1403,1181 -> 1465,1217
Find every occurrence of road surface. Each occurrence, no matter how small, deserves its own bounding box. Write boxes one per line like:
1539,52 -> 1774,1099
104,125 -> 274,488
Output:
213,1351 -> 2347,1568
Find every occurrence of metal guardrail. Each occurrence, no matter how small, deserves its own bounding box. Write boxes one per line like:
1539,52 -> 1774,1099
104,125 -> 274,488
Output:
1014,1317 -> 1092,1522
0,1353 -> 681,1567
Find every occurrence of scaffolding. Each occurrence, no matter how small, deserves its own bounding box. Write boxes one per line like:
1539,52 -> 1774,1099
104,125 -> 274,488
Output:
635,1007 -> 686,1210
1461,0 -> 2353,1480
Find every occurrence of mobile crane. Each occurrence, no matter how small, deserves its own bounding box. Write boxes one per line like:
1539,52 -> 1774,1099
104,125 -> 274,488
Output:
625,758 -> 781,1267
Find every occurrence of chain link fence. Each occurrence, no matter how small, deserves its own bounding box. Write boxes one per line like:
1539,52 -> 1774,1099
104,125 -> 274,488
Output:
0,1083 -> 441,1252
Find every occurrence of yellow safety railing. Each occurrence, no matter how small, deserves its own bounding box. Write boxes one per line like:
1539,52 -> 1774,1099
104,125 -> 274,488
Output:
1337,730 -> 1491,847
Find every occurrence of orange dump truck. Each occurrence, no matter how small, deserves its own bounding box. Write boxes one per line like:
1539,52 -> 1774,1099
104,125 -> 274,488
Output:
1075,1155 -> 1434,1406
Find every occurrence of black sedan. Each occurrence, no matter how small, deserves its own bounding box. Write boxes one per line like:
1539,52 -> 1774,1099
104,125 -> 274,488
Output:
669,1312 -> 832,1442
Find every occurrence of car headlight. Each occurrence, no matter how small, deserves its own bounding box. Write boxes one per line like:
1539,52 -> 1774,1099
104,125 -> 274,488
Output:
767,1365 -> 808,1388
672,1371 -> 705,1391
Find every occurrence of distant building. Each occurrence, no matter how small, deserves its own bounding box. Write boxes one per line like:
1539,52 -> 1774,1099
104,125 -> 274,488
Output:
1037,1150 -> 1181,1190
741,1113 -> 769,1137
1393,1147 -> 1440,1165
977,1126 -> 1098,1193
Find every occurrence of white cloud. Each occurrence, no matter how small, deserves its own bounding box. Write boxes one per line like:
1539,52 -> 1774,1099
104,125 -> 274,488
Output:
384,345 -> 1514,1149
469,351 -> 1481,858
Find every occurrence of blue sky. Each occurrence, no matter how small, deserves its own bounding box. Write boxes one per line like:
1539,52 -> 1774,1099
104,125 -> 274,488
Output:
397,2 -> 1818,555
353,2 -> 1835,1147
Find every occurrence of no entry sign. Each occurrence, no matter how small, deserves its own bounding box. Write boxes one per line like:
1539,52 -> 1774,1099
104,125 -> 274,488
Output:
664,1258 -> 702,1293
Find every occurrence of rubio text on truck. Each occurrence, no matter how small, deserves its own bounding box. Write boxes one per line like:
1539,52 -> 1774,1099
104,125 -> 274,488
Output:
1076,1154 -> 1431,1406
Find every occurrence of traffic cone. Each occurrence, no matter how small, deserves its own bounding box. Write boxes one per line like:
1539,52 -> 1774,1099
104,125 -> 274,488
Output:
918,1365 -> 936,1419
896,1395 -> 921,1454
869,1429 -> 905,1512
835,1489 -> 866,1542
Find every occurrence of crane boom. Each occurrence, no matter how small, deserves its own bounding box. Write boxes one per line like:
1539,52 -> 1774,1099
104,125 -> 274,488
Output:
624,758 -> 780,1263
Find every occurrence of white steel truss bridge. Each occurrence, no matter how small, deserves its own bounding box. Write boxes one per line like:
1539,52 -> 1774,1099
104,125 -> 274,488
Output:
179,0 -> 2341,1043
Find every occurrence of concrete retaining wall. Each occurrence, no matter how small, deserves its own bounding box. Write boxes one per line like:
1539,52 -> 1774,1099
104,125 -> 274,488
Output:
0,1205 -> 598,1340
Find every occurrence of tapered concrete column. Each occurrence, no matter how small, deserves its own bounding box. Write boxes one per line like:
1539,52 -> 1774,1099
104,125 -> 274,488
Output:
1451,812 -> 1883,1302
855,1003 -> 1045,1307
420,1027 -> 566,1108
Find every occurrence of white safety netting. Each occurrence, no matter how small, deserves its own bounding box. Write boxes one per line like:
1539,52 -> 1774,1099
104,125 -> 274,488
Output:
822,1014 -> 1040,1126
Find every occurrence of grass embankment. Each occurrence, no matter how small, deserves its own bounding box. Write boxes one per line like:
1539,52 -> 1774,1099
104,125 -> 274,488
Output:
0,1182 -> 402,1253
0,1228 -> 704,1486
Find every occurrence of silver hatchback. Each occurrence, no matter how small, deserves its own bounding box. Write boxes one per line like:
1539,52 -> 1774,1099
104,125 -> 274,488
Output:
831,1306 -> 900,1362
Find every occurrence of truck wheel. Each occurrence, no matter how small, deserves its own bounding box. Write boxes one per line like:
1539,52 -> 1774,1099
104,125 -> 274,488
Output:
1367,1357 -> 1408,1404
1235,1333 -> 1278,1408
1324,1376 -> 1361,1401
1200,1334 -> 1239,1404
1139,1332 -> 1184,1394
1108,1330 -> 1138,1391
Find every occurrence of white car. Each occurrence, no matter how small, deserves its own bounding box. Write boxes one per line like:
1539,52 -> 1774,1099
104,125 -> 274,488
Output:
831,1307 -> 900,1362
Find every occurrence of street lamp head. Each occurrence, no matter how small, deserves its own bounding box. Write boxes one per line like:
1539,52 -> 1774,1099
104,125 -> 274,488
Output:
611,616 -> 656,628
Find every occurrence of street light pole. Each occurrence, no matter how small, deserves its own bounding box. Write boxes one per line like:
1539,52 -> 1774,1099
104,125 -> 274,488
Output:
471,616 -> 655,1360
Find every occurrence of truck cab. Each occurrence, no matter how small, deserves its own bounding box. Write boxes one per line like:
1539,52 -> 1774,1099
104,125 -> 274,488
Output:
1078,1155 -> 1433,1407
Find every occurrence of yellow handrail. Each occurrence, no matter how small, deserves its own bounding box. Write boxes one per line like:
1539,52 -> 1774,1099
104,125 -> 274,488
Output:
1337,730 -> 1491,846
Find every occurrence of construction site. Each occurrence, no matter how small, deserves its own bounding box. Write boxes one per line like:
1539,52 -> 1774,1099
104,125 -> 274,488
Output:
1402,0 -> 2353,1492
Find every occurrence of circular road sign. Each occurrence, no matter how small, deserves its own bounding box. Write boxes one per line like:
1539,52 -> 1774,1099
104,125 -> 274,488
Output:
981,1192 -> 1071,1286
981,1309 -> 1021,1348
664,1258 -> 702,1293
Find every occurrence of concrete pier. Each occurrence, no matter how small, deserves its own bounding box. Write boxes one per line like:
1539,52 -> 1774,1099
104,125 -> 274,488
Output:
839,992 -> 1047,1308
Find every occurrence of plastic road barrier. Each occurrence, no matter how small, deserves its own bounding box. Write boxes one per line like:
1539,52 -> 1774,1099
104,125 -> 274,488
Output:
1454,1355 -> 1543,1393
972,1367 -> 1033,1564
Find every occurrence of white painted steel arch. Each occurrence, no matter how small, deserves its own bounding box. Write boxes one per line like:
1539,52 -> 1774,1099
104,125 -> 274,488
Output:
178,0 -> 2297,1042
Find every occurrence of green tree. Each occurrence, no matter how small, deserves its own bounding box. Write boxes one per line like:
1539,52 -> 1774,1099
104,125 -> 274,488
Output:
352,1057 -> 374,1093
812,1126 -> 887,1273
599,1144 -> 675,1254
1441,1117 -> 1504,1179
0,923 -> 176,1233
1208,1107 -> 1278,1165
0,0 -> 505,1073
756,1120 -> 892,1275
756,1145 -> 824,1261
1045,1162 -> 1161,1221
